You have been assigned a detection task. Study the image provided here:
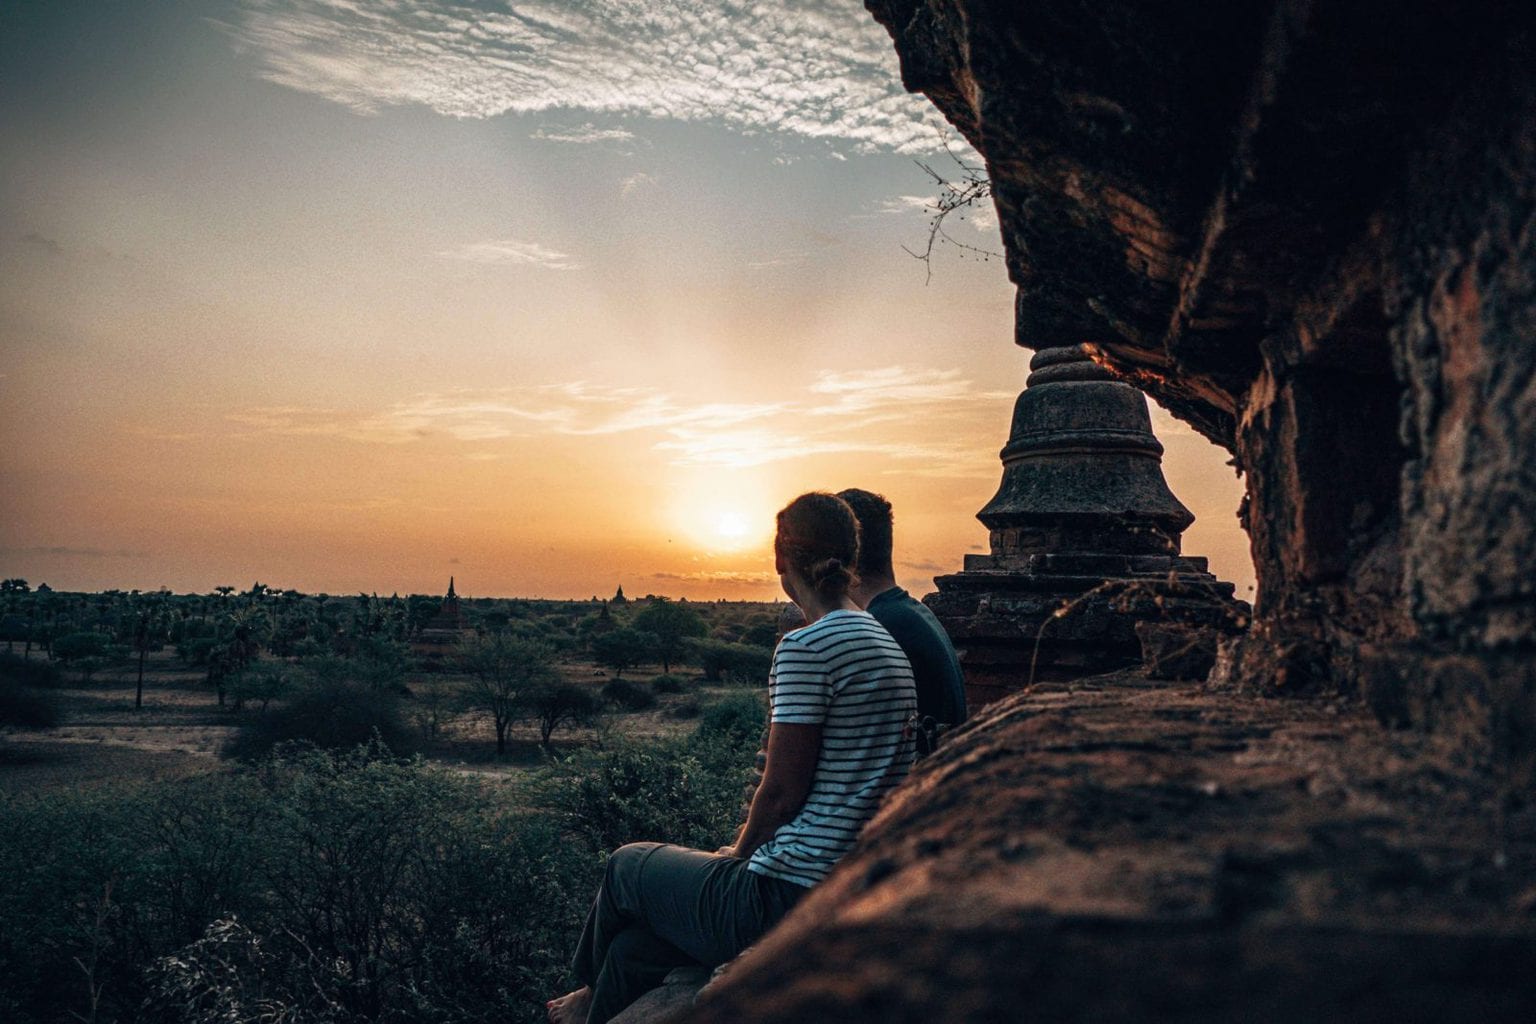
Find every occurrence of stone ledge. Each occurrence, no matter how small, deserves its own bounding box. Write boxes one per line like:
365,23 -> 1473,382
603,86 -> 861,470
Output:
681,671 -> 1536,1022
609,966 -> 711,1024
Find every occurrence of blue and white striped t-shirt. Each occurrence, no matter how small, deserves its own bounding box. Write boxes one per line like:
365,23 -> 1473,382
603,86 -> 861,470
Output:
748,609 -> 917,888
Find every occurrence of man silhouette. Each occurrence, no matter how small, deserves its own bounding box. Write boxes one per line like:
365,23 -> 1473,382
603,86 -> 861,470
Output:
837,488 -> 966,753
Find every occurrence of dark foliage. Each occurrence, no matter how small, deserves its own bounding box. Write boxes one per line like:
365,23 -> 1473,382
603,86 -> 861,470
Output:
1,712 -> 762,1024
0,652 -> 63,688
601,678 -> 657,711
0,748 -> 598,1024
224,681 -> 416,760
688,638 -> 772,684
524,679 -> 602,746
696,692 -> 768,748
0,653 -> 62,728
649,673 -> 685,694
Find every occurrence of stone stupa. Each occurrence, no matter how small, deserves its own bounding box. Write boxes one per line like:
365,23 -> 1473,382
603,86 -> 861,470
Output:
926,340 -> 1245,707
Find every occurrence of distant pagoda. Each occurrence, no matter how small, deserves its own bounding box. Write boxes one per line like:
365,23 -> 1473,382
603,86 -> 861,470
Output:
411,577 -> 467,660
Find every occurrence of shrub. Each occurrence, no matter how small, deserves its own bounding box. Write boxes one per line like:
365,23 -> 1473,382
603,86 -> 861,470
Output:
696,691 -> 767,748
688,638 -> 771,684
0,685 -> 60,728
0,750 -> 602,1024
224,680 -> 416,760
740,615 -> 780,649
226,660 -> 295,712
600,678 -> 656,711
549,738 -> 749,854
667,698 -> 703,720
0,653 -> 62,688
52,630 -> 110,664
0,653 -> 62,728
649,673 -> 685,694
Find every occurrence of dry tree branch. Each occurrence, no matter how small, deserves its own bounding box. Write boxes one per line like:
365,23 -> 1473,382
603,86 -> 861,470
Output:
902,127 -> 1003,283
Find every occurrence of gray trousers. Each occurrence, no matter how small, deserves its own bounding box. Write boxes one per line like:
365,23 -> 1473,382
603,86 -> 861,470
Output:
572,842 -> 805,1024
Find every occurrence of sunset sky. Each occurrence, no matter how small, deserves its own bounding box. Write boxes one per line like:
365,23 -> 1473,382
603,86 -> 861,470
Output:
0,0 -> 1253,601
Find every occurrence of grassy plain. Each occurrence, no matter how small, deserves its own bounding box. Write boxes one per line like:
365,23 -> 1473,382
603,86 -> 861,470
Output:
0,645 -> 763,796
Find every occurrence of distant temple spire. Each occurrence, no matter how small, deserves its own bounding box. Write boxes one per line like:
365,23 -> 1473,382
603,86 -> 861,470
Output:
411,577 -> 467,662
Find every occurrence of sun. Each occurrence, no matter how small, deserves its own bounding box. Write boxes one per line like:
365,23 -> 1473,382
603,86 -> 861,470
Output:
715,511 -> 750,541
662,472 -> 774,555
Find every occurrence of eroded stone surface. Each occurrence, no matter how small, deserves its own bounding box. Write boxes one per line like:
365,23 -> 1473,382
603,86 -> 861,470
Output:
684,672 -> 1536,1022
865,0 -> 1536,779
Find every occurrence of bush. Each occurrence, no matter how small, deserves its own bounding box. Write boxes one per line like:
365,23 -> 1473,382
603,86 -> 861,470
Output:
740,615 -> 780,649
696,691 -> 767,748
0,653 -> 62,728
52,630 -> 110,665
600,678 -> 656,711
224,680 -> 416,760
0,685 -> 60,728
0,653 -> 62,688
687,638 -> 771,684
0,750 -> 601,1024
549,738 -> 750,854
667,697 -> 703,720
649,673 -> 685,694
226,660 -> 295,712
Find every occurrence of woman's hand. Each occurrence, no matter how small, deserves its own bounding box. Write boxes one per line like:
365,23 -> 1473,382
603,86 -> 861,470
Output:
715,846 -> 738,858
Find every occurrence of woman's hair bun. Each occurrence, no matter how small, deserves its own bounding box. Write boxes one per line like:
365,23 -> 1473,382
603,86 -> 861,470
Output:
808,557 -> 853,595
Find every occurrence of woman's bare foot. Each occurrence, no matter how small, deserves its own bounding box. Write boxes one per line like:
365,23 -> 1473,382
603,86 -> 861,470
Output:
546,986 -> 592,1024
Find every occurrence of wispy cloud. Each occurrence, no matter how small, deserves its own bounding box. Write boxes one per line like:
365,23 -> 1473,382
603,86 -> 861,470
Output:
435,238 -> 581,270
650,570 -> 778,585
745,253 -> 805,270
531,122 -> 636,145
19,231 -> 63,255
809,367 -> 1012,416
654,428 -> 966,469
222,366 -> 1010,471
878,195 -> 935,215
224,0 -> 938,153
619,172 -> 657,196
877,193 -> 997,233
3,545 -> 151,559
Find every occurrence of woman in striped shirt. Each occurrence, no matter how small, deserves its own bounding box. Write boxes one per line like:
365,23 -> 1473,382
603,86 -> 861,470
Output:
548,492 -> 916,1024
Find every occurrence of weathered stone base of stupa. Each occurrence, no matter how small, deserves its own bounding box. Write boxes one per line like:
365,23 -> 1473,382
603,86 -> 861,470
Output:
928,551 -> 1246,707
682,670 -> 1536,1024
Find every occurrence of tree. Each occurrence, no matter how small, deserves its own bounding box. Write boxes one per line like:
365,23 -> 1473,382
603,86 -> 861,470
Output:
632,599 -> 707,674
0,613 -> 28,655
227,660 -> 295,713
524,679 -> 601,748
688,638 -> 772,684
54,630 -> 110,666
131,601 -> 171,710
590,627 -> 656,679
460,634 -> 557,755
348,636 -> 408,693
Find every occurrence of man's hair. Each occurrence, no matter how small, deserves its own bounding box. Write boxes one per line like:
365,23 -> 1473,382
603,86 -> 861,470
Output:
835,488 -> 894,579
